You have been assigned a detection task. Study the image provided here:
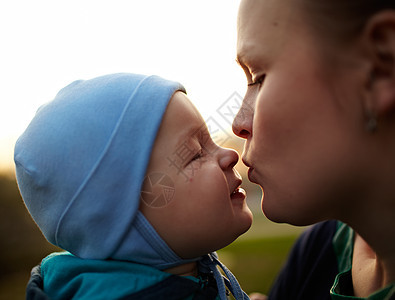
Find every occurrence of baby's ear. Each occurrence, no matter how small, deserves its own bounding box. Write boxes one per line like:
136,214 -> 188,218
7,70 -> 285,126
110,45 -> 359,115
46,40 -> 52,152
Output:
365,11 -> 395,116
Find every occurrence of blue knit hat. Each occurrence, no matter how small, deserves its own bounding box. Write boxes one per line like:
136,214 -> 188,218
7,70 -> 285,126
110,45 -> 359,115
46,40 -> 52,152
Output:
14,73 -> 190,268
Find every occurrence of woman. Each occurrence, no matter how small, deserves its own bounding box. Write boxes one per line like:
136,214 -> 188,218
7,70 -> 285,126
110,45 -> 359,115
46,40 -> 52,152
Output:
233,0 -> 395,299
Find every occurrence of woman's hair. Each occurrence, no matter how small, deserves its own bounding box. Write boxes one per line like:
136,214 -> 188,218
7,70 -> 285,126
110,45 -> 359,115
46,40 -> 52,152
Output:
298,0 -> 395,42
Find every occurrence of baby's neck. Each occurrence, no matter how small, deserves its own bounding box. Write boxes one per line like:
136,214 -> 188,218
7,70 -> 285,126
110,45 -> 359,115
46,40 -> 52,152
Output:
164,262 -> 198,277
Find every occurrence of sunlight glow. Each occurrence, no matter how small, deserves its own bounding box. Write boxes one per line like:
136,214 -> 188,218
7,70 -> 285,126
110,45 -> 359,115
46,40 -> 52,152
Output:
0,0 -> 246,171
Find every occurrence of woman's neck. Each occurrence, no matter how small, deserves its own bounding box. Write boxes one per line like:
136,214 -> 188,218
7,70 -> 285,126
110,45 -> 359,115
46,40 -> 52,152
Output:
352,233 -> 394,297
346,195 -> 395,297
164,262 -> 198,277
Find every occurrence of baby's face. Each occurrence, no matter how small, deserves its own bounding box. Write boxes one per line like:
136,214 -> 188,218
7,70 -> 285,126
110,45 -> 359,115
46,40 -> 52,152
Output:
140,92 -> 253,258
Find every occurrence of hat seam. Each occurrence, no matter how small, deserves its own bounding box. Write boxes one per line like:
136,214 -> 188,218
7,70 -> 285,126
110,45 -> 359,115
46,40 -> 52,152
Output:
54,75 -> 153,248
134,212 -> 181,264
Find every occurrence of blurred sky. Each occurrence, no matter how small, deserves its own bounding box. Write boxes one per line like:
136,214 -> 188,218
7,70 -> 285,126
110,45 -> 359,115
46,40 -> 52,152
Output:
0,0 -> 247,172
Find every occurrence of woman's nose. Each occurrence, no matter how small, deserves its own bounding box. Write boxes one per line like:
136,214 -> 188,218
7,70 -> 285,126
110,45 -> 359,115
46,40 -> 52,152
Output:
218,147 -> 239,170
232,91 -> 255,139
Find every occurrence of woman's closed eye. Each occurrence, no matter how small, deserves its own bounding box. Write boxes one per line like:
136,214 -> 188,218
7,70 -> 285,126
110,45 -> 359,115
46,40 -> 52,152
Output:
248,75 -> 266,88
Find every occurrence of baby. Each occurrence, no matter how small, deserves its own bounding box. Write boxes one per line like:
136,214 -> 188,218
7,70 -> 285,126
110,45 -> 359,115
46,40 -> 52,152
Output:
14,73 -> 253,300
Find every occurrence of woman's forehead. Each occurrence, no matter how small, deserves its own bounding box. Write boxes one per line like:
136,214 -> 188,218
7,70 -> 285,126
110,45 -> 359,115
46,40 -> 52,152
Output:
238,0 -> 295,27
237,0 -> 301,67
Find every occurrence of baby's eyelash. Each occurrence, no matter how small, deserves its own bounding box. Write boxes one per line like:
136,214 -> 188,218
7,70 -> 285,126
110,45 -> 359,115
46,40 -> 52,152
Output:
190,149 -> 203,162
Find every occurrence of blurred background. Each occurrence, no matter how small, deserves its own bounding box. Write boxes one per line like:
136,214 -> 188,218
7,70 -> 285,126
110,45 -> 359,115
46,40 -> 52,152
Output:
0,1 -> 306,298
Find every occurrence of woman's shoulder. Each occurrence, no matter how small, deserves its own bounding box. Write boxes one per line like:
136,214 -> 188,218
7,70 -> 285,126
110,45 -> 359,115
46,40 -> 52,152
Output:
268,220 -> 339,300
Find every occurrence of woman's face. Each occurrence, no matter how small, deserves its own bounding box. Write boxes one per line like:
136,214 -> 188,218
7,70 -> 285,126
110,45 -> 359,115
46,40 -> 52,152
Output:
234,0 -> 371,225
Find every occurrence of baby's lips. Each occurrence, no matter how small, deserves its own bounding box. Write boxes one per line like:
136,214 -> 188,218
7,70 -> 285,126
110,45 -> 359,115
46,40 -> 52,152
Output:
230,177 -> 243,196
234,168 -> 242,182
235,187 -> 246,197
230,186 -> 247,203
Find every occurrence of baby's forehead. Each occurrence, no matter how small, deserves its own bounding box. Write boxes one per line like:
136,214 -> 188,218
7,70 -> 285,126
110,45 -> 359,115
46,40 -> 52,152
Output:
150,91 -> 208,157
163,92 -> 204,129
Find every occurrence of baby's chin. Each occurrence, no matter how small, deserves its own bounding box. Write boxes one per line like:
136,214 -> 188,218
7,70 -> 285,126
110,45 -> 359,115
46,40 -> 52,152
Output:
218,219 -> 254,250
174,213 -> 253,259
234,216 -> 253,240
237,206 -> 254,233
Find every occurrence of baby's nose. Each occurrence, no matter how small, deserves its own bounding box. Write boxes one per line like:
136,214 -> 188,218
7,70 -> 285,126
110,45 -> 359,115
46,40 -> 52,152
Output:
218,148 -> 239,170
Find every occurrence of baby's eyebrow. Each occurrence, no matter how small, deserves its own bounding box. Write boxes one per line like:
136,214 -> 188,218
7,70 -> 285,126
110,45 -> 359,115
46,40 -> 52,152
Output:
175,125 -> 201,150
169,126 -> 202,166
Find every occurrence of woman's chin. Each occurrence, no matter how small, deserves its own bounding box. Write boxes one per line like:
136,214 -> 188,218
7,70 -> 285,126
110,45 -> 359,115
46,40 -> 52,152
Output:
262,204 -> 319,227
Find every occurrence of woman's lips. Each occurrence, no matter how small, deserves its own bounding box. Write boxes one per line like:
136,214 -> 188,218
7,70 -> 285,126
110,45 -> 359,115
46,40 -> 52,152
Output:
242,158 -> 257,183
248,168 -> 257,184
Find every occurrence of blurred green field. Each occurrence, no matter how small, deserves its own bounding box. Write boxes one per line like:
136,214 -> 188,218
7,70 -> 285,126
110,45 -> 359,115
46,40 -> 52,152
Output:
0,174 -> 60,299
0,173 -> 305,299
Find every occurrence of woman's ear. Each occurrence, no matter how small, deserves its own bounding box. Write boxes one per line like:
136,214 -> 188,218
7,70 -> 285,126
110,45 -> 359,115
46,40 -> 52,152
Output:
364,11 -> 395,116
